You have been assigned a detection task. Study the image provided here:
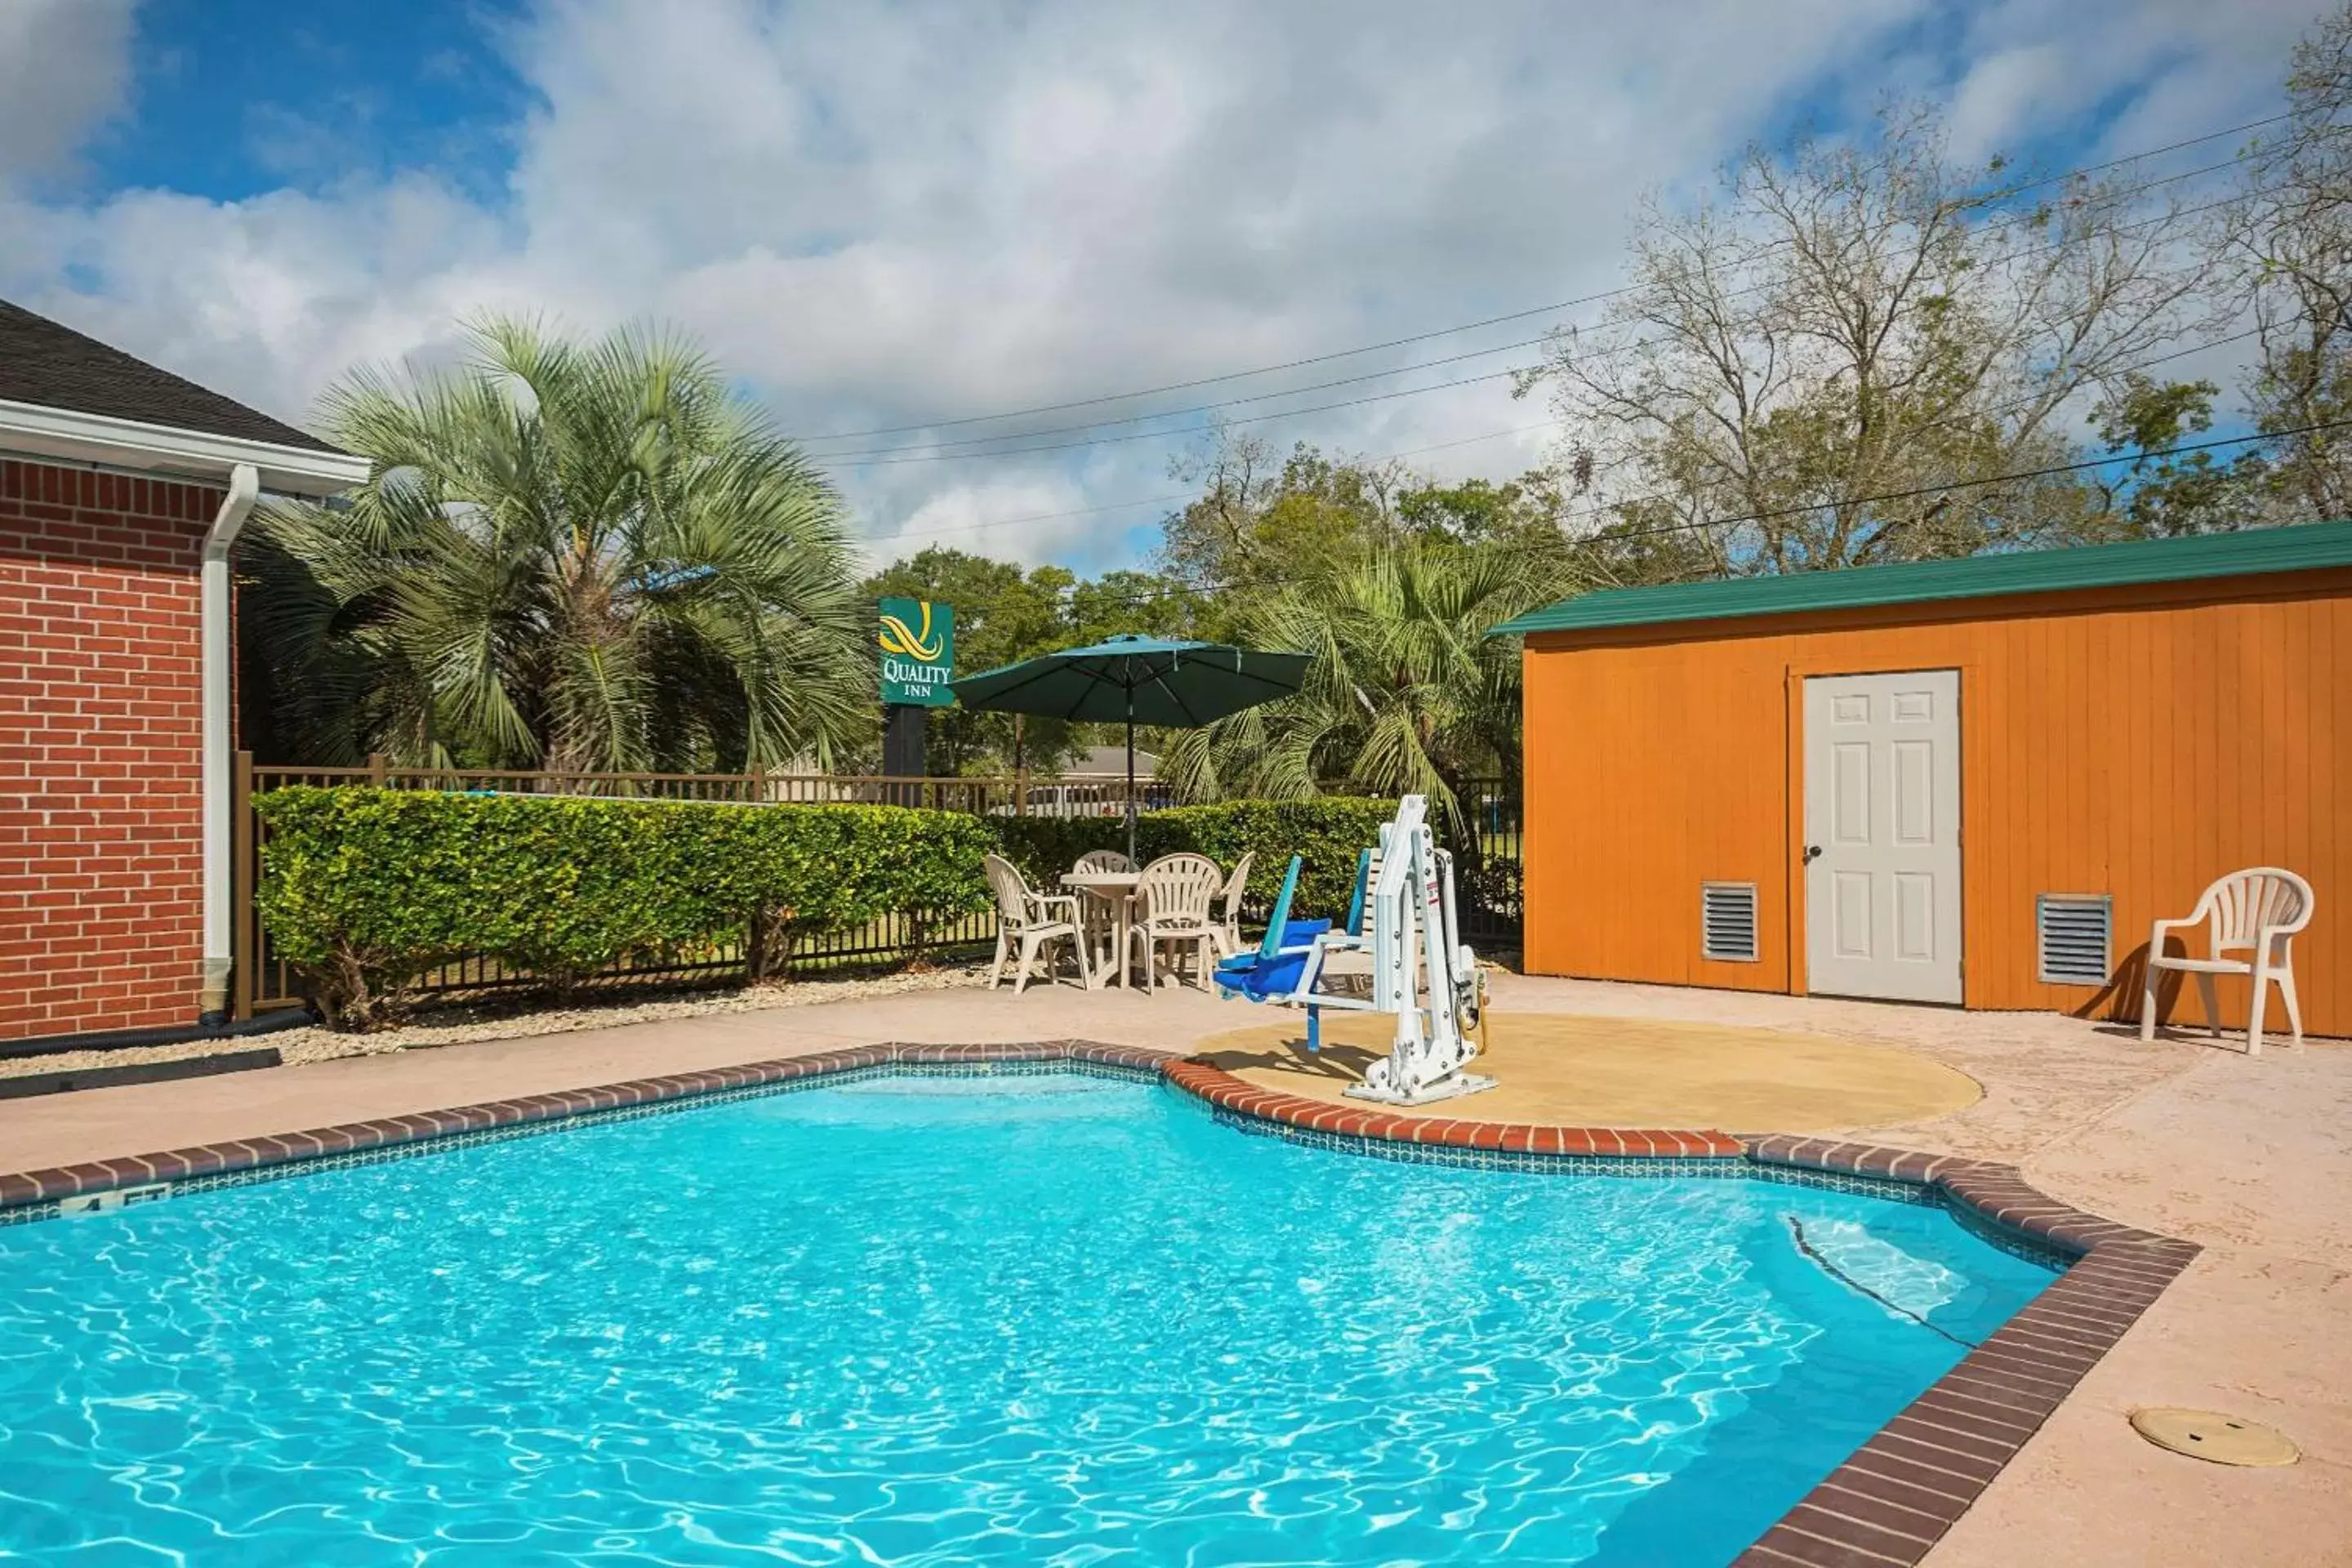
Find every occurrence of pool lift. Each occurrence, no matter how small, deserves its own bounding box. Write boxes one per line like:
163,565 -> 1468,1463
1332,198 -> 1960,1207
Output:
1213,795 -> 1494,1107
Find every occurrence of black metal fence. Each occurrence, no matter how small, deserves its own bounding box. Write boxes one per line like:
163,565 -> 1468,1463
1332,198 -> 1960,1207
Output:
1451,778 -> 1524,947
232,757 -> 1521,1018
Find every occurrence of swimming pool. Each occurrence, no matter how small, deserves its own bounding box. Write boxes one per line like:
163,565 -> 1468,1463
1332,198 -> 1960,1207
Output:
0,1070 -> 2057,1566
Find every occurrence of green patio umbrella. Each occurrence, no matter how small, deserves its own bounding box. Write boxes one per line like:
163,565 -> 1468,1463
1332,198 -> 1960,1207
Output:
950,634 -> 1312,861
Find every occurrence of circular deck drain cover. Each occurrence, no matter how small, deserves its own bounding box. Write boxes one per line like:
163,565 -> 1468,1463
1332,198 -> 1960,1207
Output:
2130,1407 -> 2300,1467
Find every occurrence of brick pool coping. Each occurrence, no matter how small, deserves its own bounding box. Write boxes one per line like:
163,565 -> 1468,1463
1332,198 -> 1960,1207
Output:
0,1039 -> 2198,1568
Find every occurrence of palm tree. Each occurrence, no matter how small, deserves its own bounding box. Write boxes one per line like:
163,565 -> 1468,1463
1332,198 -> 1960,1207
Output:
241,317 -> 870,773
1159,537 -> 1577,826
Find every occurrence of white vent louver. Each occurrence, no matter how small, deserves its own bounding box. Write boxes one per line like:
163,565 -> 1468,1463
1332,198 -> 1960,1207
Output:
1702,882 -> 1759,963
2038,895 -> 2112,986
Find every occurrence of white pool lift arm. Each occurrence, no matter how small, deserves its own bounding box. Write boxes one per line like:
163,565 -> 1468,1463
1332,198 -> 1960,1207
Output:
1280,795 -> 1494,1107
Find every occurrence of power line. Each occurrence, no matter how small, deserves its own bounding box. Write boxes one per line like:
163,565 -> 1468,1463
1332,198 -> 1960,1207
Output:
861,421 -> 1561,550
1076,404 -> 2324,607
804,112 -> 2286,444
846,364 -> 1529,466
1383,421 -> 1563,460
845,114 -> 2298,550
826,154 -> 2283,468
1462,322 -> 2270,558
816,330 -> 1556,457
861,323 -> 2258,550
804,294 -> 1634,446
1576,417 -> 2319,554
825,178 -> 2259,469
859,490 -> 1193,545
798,111 -> 2289,448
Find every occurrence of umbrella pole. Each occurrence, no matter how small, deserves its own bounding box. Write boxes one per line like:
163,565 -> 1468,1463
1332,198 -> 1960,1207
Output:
1124,697 -> 1138,865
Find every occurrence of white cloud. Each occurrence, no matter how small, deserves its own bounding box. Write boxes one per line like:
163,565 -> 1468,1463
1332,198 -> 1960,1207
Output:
0,178 -> 517,416
0,0 -> 2326,572
1936,0 -> 2325,164
0,0 -> 134,184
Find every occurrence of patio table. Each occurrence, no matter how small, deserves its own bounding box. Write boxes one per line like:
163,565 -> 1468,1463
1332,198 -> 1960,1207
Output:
1061,870 -> 1143,990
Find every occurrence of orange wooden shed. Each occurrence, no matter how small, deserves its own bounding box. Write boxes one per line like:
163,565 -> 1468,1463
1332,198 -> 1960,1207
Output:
1495,522 -> 2352,1038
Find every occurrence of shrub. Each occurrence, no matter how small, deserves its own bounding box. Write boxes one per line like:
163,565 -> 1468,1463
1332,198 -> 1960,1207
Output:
991,796 -> 1397,919
254,787 -> 993,1029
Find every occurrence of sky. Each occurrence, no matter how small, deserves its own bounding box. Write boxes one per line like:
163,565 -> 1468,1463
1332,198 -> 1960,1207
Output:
0,0 -> 2329,574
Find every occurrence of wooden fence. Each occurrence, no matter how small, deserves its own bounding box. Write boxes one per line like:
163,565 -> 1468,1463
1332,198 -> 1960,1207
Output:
229,755 -> 1517,1018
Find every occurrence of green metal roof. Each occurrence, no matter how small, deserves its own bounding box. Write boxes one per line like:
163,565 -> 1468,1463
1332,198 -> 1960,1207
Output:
1491,520 -> 2352,638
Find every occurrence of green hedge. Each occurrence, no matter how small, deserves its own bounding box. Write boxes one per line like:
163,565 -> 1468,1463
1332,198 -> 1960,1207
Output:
255,787 -> 994,1029
256,786 -> 1398,1031
991,797 -> 1396,920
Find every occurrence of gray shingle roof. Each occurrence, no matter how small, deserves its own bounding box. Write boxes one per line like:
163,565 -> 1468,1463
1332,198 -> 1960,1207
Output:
0,298 -> 343,455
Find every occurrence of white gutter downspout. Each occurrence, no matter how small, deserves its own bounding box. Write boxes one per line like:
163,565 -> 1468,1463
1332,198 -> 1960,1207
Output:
199,463 -> 261,1022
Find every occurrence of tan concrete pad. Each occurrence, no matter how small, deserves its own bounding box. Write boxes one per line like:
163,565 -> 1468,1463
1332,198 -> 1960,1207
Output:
1192,1009 -> 1984,1131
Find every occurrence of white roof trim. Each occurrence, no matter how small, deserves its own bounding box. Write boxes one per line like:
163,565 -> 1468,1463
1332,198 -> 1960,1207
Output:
0,397 -> 368,497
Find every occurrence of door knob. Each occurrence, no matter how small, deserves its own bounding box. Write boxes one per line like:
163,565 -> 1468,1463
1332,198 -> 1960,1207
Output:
1802,844 -> 1823,863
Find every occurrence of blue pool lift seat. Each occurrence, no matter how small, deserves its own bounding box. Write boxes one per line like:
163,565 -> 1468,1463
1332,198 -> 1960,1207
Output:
1211,795 -> 1493,1106
1212,854 -> 1335,1049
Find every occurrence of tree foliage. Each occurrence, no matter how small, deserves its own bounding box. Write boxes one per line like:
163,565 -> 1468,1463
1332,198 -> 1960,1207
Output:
1526,103 -> 2222,577
240,316 -> 869,773
1158,537 -> 1570,825
1157,433 -> 1412,597
862,547 -> 1084,773
854,548 -> 1215,775
2086,376 -> 2270,538
243,15 -> 2352,805
2227,1 -> 2352,521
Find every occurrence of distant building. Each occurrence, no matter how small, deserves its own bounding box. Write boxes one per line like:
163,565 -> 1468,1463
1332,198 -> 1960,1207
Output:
1018,746 -> 1168,818
1059,745 -> 1160,777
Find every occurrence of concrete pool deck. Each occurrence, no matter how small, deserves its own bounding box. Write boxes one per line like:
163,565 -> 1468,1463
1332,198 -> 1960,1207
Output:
0,971 -> 2343,1565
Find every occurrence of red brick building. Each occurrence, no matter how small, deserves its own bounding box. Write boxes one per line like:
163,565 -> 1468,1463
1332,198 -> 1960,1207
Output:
1,302 -> 364,1048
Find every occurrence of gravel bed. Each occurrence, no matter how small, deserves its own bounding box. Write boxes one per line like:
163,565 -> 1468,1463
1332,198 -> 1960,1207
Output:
0,965 -> 991,1081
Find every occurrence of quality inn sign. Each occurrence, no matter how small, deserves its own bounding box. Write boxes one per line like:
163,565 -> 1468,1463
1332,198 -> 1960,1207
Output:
877,598 -> 956,706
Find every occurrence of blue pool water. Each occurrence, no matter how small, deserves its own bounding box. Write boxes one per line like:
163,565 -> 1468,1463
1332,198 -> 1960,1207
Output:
0,1073 -> 2055,1566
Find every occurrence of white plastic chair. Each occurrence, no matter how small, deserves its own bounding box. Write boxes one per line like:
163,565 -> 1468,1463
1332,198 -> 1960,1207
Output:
1129,853 -> 1224,992
1209,852 -> 1255,957
2140,867 -> 2314,1055
984,853 -> 1091,995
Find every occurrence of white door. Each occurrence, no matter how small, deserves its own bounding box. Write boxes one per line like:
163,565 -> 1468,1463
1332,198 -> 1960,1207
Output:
1803,671 -> 1962,1004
